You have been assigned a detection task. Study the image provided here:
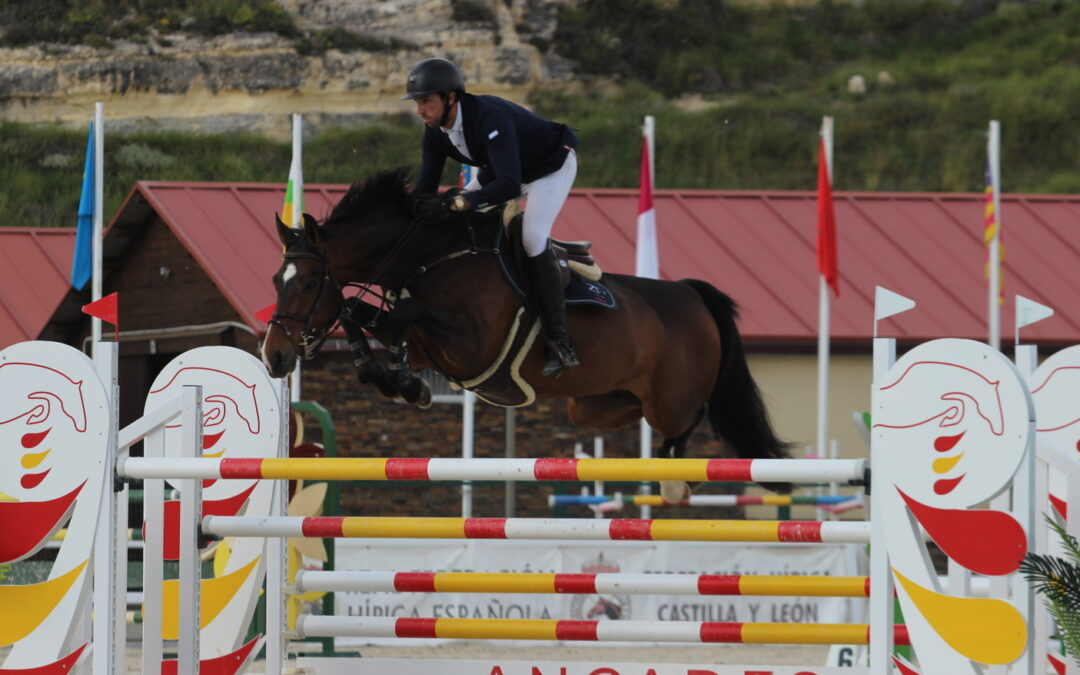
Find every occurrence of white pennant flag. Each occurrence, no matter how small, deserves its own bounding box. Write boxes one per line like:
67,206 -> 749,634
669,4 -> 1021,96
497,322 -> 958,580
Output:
1016,295 -> 1053,330
874,286 -> 916,322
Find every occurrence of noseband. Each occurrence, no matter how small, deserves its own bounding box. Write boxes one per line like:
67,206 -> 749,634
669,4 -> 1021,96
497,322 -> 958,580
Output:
269,249 -> 341,359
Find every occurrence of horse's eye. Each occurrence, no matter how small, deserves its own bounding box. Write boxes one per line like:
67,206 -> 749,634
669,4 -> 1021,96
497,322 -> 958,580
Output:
304,280 -> 318,292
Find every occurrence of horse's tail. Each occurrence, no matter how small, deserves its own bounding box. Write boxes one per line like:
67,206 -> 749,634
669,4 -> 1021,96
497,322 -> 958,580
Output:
681,279 -> 791,468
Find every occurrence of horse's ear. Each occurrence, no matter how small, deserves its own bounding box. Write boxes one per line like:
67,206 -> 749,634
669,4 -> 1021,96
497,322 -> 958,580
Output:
275,213 -> 299,247
302,213 -> 321,246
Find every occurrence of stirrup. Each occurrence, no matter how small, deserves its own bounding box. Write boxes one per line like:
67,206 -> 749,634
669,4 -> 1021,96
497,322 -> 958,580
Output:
542,341 -> 579,379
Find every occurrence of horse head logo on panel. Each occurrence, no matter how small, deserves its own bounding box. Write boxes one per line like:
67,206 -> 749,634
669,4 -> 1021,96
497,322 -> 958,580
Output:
0,342 -> 109,671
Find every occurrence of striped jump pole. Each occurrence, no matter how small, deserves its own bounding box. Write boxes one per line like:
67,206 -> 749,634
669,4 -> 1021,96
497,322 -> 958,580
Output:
294,616 -> 910,646
549,494 -> 859,507
204,516 -> 871,543
293,570 -> 870,597
121,456 -> 867,484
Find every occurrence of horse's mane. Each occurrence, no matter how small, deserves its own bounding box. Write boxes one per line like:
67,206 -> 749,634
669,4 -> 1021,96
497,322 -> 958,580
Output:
322,167 -> 414,229
321,167 -> 502,239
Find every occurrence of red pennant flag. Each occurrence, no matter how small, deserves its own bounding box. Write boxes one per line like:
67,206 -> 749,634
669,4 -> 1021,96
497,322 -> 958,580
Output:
83,292 -> 119,341
255,303 -> 276,323
82,292 -> 118,325
816,138 -> 839,296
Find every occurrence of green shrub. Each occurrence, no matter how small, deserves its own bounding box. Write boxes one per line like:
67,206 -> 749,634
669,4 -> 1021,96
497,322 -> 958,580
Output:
451,0 -> 497,24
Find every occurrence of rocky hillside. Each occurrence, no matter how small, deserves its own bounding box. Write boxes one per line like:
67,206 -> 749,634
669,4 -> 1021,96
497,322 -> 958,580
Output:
0,0 -> 577,138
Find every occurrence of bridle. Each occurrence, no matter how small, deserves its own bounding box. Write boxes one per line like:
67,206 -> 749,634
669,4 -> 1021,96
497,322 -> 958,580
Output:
268,209 -> 498,360
268,248 -> 341,360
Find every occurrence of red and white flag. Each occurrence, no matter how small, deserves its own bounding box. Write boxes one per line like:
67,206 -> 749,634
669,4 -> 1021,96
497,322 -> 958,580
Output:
816,136 -> 839,296
636,117 -> 659,280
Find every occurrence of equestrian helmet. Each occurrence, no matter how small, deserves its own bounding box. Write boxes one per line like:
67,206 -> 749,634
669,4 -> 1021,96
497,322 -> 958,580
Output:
402,58 -> 465,100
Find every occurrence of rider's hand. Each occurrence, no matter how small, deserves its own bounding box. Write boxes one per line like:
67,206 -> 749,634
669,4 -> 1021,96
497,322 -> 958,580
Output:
415,190 -> 458,223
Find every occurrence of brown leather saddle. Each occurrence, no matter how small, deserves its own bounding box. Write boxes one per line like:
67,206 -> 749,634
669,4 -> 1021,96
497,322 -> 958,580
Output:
503,210 -> 601,289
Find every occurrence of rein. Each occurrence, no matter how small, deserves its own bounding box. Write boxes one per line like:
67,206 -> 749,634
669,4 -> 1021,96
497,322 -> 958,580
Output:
398,216 -> 499,289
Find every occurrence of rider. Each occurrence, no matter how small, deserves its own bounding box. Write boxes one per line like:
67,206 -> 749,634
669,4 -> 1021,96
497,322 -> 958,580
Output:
404,57 -> 580,379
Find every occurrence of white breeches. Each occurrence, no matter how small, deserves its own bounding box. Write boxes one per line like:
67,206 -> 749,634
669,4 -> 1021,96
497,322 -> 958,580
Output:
520,150 -> 578,256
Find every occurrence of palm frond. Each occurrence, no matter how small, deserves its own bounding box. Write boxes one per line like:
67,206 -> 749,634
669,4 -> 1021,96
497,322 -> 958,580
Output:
1022,550 -> 1080,663
1047,515 -> 1080,564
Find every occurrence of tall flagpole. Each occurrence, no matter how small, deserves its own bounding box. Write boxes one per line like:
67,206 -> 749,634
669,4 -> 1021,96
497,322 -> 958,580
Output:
92,102 -> 104,356
289,113 -> 303,401
987,120 -> 1001,350
638,115 -> 656,519
816,116 -> 833,465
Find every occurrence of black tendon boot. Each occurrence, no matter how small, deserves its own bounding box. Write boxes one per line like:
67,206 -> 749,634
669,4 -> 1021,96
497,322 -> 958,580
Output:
528,246 -> 580,378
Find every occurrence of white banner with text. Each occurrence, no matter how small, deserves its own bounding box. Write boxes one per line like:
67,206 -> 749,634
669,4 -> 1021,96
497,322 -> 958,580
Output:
326,539 -> 866,647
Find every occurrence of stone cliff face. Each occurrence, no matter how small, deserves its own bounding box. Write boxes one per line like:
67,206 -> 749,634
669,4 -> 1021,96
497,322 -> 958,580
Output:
0,0 -> 578,138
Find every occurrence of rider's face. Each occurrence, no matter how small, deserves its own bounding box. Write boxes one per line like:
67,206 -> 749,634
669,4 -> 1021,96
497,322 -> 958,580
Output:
414,93 -> 453,129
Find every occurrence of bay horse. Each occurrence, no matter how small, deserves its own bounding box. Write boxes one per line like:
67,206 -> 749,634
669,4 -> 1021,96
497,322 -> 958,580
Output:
261,169 -> 789,501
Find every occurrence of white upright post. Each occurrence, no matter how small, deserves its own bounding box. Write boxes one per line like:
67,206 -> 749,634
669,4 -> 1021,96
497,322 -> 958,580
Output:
289,113 -> 304,402
266,378 -> 290,675
178,385 -> 203,675
462,389 -> 475,518
593,436 -> 604,519
92,342 -> 121,675
91,102 -> 104,356
987,120 -> 1002,350
638,419 -> 652,520
869,337 -> 896,675
1013,345 -> 1038,675
142,425 -> 166,674
817,116 -> 834,481
637,114 -> 658,521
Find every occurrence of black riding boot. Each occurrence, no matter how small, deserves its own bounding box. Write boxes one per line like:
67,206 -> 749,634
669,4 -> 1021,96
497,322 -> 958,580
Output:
528,247 -> 580,378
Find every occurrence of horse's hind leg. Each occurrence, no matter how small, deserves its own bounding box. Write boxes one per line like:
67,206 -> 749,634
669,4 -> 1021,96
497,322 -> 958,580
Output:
567,390 -> 643,430
657,408 -> 705,503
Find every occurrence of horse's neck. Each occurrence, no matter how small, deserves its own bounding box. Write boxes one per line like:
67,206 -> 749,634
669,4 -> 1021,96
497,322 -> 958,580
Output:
327,217 -> 483,289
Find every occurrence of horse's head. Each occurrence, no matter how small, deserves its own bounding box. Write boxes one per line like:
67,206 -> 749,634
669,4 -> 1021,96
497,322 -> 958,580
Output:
261,212 -> 344,378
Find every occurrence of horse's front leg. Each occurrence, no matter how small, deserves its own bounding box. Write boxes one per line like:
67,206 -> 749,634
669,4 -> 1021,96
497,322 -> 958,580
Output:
387,295 -> 432,409
340,298 -> 400,400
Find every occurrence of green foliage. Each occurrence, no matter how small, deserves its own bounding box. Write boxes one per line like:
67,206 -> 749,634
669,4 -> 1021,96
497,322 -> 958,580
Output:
0,0 -> 299,46
0,115 -> 438,229
553,0 -> 1075,97
1021,518 -> 1080,667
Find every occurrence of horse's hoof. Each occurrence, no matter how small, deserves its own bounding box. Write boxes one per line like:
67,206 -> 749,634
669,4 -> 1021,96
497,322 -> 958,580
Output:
660,481 -> 691,503
416,382 -> 432,409
403,378 -> 433,409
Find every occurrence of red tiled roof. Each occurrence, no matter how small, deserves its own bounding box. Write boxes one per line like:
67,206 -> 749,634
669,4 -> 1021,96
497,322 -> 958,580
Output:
20,181 -> 1080,349
0,228 -> 76,347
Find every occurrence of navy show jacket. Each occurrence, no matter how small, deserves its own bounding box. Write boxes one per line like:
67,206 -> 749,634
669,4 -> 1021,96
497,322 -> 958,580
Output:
414,93 -> 578,209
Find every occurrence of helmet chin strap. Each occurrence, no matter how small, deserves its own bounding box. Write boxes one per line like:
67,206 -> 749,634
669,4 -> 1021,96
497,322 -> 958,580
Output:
438,92 -> 455,128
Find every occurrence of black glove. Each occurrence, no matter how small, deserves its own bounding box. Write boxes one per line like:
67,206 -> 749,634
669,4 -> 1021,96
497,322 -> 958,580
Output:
414,189 -> 461,223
